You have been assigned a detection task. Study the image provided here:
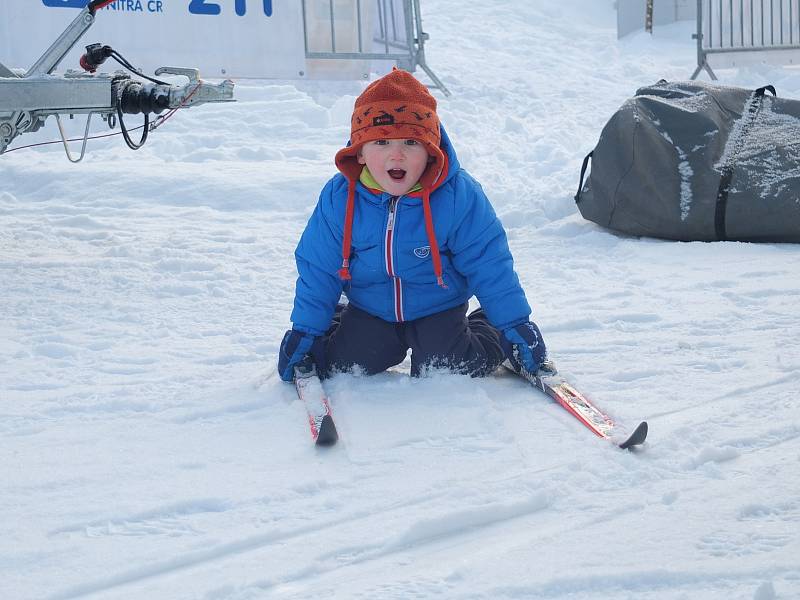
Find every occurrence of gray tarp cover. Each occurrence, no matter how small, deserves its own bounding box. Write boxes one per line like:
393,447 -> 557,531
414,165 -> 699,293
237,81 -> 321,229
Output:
576,80 -> 800,242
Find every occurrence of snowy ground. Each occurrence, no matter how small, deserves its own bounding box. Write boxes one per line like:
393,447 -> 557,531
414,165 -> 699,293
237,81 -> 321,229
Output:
2,1 -> 800,599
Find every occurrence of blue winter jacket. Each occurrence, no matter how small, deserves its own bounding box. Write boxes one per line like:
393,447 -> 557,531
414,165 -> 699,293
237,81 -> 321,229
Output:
290,126 -> 531,336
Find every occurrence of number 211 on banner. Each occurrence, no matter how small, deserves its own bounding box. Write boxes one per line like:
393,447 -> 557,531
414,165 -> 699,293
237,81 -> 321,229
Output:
189,0 -> 273,16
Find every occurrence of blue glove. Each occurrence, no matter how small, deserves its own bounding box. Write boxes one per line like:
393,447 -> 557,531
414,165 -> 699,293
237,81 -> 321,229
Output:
501,320 -> 547,375
278,329 -> 324,382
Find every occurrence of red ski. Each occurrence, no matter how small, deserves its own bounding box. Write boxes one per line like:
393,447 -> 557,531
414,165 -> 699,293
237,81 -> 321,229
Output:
508,360 -> 648,450
294,360 -> 338,446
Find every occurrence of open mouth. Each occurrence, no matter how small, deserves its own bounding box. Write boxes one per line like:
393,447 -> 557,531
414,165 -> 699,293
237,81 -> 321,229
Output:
387,169 -> 406,180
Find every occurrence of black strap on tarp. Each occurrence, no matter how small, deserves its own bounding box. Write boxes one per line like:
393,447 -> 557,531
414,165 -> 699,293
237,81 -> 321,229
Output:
574,151 -> 593,203
714,85 -> 776,240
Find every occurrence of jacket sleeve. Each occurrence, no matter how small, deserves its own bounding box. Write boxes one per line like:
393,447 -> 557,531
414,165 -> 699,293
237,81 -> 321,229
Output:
290,179 -> 346,336
448,173 -> 531,331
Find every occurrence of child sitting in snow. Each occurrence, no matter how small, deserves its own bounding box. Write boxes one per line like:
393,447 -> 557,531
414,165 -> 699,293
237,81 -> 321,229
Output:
279,68 -> 546,380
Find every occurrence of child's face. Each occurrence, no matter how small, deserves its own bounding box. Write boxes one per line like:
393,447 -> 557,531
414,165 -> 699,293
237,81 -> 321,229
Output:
357,139 -> 431,196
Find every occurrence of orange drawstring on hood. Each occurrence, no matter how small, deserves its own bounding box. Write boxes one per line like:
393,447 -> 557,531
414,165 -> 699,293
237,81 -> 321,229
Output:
333,68 -> 448,287
337,179 -> 357,280
421,189 -> 445,288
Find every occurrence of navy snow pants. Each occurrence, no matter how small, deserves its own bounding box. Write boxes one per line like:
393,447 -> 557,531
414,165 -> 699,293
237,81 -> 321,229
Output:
322,302 -> 505,378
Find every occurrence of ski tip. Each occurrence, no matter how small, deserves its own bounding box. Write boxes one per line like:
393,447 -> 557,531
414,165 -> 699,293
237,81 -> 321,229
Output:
619,421 -> 648,450
315,414 -> 339,447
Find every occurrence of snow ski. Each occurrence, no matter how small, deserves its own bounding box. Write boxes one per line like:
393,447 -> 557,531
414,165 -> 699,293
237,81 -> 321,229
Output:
506,360 -> 648,450
294,359 -> 338,446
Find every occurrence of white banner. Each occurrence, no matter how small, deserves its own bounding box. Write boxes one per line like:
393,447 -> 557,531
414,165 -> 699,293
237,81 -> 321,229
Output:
0,0 -> 306,79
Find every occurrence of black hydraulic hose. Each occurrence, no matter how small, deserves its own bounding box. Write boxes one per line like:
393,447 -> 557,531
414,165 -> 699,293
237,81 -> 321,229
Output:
110,51 -> 169,86
117,105 -> 149,150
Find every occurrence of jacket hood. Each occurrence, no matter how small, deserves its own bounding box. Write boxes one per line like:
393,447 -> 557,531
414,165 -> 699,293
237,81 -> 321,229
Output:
335,124 -> 461,288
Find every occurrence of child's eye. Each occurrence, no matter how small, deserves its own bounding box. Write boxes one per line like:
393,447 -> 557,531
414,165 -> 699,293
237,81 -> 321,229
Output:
374,140 -> 389,146
404,139 -> 419,146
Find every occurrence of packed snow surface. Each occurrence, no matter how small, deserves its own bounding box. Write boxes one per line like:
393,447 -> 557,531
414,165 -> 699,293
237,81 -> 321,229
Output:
2,1 -> 799,599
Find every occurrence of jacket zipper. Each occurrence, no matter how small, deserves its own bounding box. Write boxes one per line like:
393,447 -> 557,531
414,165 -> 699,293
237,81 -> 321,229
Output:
385,196 -> 404,322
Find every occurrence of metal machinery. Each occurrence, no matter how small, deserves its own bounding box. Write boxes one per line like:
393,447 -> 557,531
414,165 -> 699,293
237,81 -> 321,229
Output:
0,0 -> 235,161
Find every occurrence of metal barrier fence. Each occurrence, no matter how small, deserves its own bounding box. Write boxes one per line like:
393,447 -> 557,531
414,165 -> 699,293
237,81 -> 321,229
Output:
301,0 -> 450,95
692,0 -> 800,78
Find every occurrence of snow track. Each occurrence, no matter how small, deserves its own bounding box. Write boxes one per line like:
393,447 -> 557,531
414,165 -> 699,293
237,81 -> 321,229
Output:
2,1 -> 800,598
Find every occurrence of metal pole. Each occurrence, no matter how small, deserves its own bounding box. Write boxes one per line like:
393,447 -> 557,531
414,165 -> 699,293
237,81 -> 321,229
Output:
301,0 -> 309,54
377,0 -> 385,47
329,0 -> 336,53
694,0 -> 706,75
699,0 -> 707,50
27,7 -> 95,75
409,0 -> 450,95
771,0 -> 775,45
380,0 -> 390,55
390,0 -> 400,42
781,0 -> 785,43
710,0 -> 715,46
357,0 -> 363,53
404,0 -> 415,63
741,0 -> 744,45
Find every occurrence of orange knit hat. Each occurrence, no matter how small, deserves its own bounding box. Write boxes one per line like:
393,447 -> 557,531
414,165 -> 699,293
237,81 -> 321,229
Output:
335,68 -> 445,187
334,69 -> 449,289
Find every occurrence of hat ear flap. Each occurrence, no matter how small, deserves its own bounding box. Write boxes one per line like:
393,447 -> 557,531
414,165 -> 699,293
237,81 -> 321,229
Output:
335,144 -> 366,181
418,144 -> 446,190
